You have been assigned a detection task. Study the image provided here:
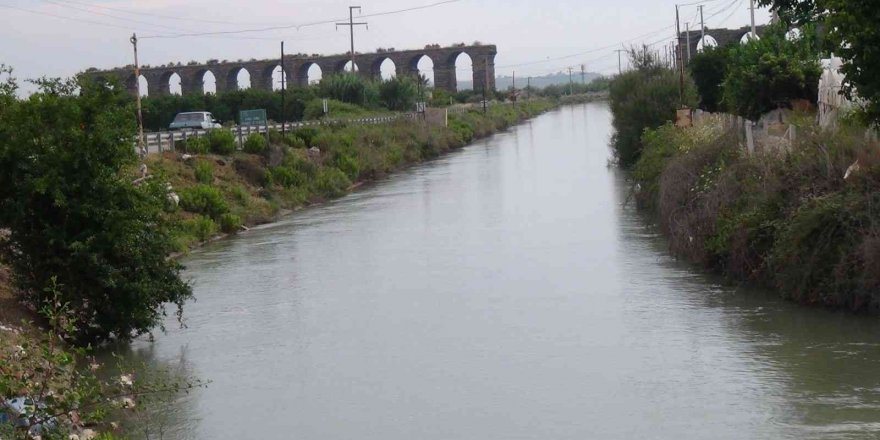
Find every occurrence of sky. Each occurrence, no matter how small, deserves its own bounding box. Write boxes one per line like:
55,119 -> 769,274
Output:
1,0 -> 772,92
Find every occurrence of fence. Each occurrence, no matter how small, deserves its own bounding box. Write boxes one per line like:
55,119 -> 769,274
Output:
138,113 -> 416,155
692,110 -> 800,156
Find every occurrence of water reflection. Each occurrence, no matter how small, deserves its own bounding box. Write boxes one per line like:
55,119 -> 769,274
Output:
115,103 -> 880,439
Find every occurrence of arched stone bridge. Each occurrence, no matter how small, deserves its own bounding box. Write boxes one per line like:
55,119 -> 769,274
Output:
86,44 -> 497,97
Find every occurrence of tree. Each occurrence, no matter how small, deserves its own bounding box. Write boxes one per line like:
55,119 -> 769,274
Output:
0,74 -> 192,344
760,0 -> 880,125
378,75 -> 419,111
689,46 -> 730,113
720,24 -> 820,120
609,47 -> 697,167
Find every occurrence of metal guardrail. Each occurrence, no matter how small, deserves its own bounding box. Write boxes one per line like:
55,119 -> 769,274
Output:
139,113 -> 416,155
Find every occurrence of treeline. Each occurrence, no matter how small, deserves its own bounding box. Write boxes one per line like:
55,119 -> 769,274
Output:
608,13 -> 880,312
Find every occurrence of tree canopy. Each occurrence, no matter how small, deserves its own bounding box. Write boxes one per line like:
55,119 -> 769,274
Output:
0,72 -> 192,344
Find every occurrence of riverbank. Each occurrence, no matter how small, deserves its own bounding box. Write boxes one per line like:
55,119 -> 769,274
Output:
630,117 -> 880,312
154,100 -> 558,254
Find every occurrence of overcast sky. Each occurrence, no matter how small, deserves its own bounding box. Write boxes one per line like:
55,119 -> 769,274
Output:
2,0 -> 771,90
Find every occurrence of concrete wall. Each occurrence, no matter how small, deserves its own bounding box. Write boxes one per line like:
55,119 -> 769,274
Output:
88,44 -> 497,98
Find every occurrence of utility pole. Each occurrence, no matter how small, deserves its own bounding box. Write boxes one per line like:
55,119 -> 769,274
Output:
482,58 -> 489,113
337,6 -> 367,73
749,0 -> 757,40
527,77 -> 531,101
686,22 -> 691,64
512,70 -> 516,107
699,5 -> 706,49
615,49 -> 626,74
130,33 -> 145,156
580,64 -> 586,84
280,41 -> 286,136
675,5 -> 685,105
568,67 -> 573,95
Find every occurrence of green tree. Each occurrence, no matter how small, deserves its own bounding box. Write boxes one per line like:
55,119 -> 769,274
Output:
688,46 -> 730,113
609,48 -> 697,167
0,74 -> 192,344
759,0 -> 880,124
721,24 -> 820,120
378,76 -> 419,111
318,73 -> 379,107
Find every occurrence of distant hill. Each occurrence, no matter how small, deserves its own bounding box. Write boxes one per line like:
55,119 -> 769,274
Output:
457,71 -> 603,90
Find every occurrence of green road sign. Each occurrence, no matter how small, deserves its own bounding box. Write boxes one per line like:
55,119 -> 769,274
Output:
240,109 -> 268,126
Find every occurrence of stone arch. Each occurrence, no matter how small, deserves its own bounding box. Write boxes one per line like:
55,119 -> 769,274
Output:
268,65 -> 290,91
123,74 -> 139,97
159,71 -> 182,96
225,66 -> 252,91
297,62 -> 323,87
198,70 -> 217,94
405,54 -> 434,87
370,57 -> 397,80
697,35 -> 718,52
740,32 -> 759,44
336,59 -> 361,74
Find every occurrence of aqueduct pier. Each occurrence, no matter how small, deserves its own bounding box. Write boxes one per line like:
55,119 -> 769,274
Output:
86,44 -> 497,97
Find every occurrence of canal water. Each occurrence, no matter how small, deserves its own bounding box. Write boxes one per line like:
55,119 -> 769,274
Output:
125,103 -> 880,439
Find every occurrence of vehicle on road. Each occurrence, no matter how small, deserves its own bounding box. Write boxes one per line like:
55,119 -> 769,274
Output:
168,112 -> 222,131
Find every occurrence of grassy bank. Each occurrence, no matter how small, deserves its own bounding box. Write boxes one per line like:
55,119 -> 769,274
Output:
632,119 -> 880,312
149,100 -> 557,253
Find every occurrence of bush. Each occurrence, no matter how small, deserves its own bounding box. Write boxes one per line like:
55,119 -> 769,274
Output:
219,213 -> 242,234
184,136 -> 210,154
294,127 -> 320,146
315,167 -> 352,198
318,73 -> 379,106
207,129 -> 236,155
179,184 -> 229,219
194,159 -> 214,184
182,215 -> 218,242
721,23 -> 821,120
609,48 -> 697,167
379,76 -> 419,111
270,166 -> 308,188
689,46 -> 730,112
0,75 -> 191,344
243,132 -> 267,154
283,134 -> 307,148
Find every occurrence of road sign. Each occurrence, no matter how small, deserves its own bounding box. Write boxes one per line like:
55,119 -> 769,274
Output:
240,109 -> 267,126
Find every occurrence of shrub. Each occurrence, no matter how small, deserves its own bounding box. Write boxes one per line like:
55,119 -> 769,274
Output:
243,132 -> 267,154
194,159 -> 214,184
379,75 -> 419,111
331,150 -> 361,180
689,46 -> 730,113
721,23 -> 821,120
182,215 -> 218,242
270,166 -> 308,188
207,129 -> 236,155
184,136 -> 210,154
219,213 -> 242,234
283,134 -> 307,148
609,48 -> 697,167
179,184 -> 229,219
0,75 -> 191,344
315,167 -> 352,198
294,127 -> 320,146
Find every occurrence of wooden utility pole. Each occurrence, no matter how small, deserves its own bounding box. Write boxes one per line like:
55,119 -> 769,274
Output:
615,49 -> 626,74
699,5 -> 706,48
568,67 -> 573,95
337,6 -> 367,73
749,0 -> 757,40
686,22 -> 691,63
281,41 -> 286,136
675,5 -> 685,105
130,33 -> 145,156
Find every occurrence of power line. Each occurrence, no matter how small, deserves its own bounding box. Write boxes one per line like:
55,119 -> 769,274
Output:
140,0 -> 461,39
49,0 -> 294,26
0,2 -> 141,31
38,0 -> 193,33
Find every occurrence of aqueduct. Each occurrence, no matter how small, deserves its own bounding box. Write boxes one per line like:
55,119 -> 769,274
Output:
676,25 -> 769,64
86,44 -> 497,97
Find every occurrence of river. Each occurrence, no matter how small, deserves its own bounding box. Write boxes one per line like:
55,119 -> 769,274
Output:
121,102 -> 880,439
